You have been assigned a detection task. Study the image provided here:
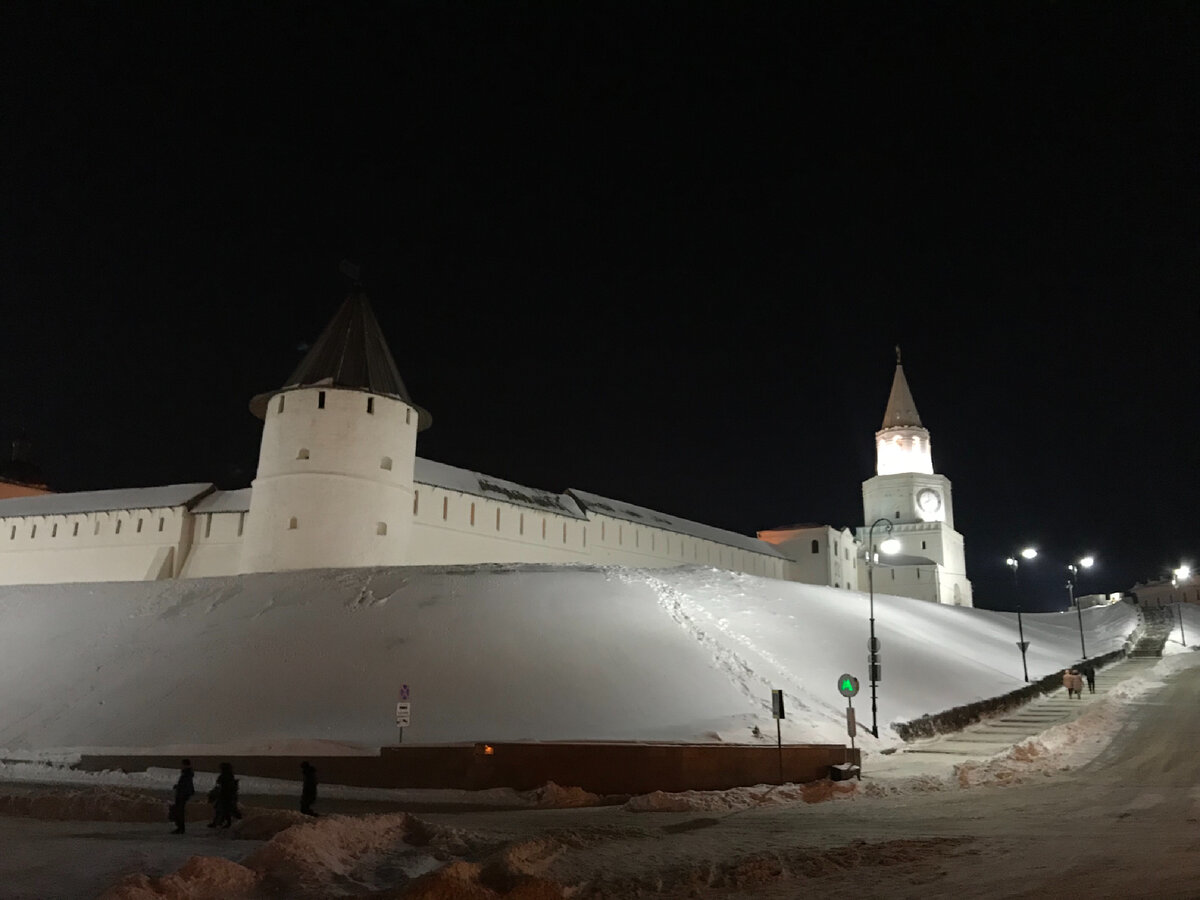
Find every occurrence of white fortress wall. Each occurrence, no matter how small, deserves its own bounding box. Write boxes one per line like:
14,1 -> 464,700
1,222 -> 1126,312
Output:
178,489 -> 251,578
0,484 -> 213,586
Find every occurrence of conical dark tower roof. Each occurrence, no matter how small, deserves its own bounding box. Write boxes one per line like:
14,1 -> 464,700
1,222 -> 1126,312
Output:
250,291 -> 431,429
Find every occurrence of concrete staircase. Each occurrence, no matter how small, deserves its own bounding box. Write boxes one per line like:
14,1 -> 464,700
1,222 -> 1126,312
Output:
1128,607 -> 1175,658
902,656 -> 1161,758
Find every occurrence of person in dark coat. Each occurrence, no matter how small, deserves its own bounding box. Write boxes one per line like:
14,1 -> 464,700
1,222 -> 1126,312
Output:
208,762 -> 239,828
170,759 -> 194,834
1082,662 -> 1096,694
300,761 -> 318,816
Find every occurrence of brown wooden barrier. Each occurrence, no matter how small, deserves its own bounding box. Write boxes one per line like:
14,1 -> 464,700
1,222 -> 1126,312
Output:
74,742 -> 859,795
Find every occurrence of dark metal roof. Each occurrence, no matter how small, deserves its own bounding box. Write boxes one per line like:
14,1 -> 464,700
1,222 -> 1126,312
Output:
250,291 -> 431,428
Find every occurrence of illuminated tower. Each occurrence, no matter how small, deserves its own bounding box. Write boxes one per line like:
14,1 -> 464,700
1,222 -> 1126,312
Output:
240,290 -> 431,573
858,349 -> 973,606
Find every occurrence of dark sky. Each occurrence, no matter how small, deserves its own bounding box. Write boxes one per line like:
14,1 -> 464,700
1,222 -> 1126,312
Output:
2,2 -> 1196,611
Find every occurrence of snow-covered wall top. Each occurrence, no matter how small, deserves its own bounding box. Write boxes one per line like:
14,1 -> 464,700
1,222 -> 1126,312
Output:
0,483 -> 214,518
414,457 -> 587,519
192,489 -> 252,514
568,489 -> 786,560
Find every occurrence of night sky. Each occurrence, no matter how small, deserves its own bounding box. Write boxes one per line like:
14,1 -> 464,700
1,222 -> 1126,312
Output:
2,3 -> 1196,611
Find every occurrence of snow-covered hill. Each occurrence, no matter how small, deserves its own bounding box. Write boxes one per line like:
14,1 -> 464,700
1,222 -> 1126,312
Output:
0,564 -> 1138,754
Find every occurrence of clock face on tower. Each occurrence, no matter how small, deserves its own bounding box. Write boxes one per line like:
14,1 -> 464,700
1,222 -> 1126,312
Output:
916,488 -> 943,517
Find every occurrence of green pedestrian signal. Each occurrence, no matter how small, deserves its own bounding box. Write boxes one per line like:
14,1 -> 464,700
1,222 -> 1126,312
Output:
837,673 -> 860,698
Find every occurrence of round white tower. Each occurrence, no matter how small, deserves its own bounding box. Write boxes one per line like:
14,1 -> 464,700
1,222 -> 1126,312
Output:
240,291 -> 431,574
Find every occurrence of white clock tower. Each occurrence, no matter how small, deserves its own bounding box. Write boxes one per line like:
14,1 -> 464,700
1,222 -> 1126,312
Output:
857,350 -> 973,606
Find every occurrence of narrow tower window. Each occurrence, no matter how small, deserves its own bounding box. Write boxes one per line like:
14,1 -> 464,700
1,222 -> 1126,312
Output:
470,503 -> 475,526
158,517 -> 165,532
367,397 -> 375,414
237,513 -> 245,537
442,497 -> 448,520
288,517 -> 298,530
297,448 -> 310,460
136,518 -> 143,533
381,456 -> 392,471
31,524 -> 37,538
519,513 -> 524,535
51,523 -> 58,538
204,515 -> 211,538
9,525 -> 15,540
563,522 -> 568,543
811,539 -> 819,554
73,522 -> 79,537
318,391 -> 326,409
496,508 -> 501,530
377,522 -> 388,536
114,520 -> 120,535
406,409 -> 412,425
278,396 -> 285,414
413,491 -> 419,515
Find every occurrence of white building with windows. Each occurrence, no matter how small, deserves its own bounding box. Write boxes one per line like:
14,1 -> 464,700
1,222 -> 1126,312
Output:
0,293 -> 973,605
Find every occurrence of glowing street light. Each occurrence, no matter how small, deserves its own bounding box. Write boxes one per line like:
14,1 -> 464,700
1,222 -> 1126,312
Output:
1173,565 -> 1191,647
1066,556 -> 1095,659
1005,547 -> 1038,682
865,517 -> 897,738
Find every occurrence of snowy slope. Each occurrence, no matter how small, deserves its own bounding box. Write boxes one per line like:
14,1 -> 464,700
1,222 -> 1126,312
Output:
0,564 -> 1137,753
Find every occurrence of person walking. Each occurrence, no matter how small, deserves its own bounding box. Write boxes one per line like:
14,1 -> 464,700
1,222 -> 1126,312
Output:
170,759 -> 194,834
1063,668 -> 1077,699
1082,663 -> 1096,694
300,761 -> 319,817
208,762 -> 239,829
1069,669 -> 1084,699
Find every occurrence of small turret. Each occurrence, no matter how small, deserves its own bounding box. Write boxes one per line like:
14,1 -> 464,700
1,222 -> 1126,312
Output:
875,347 -> 933,476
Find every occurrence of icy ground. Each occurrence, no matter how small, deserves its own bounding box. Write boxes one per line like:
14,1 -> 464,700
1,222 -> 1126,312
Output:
1,648 -> 1197,899
0,564 -> 1142,754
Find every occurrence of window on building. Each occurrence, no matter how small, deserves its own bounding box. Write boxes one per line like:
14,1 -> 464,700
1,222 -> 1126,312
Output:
844,548 -> 849,560
158,517 -> 165,532
288,517 -> 298,530
73,522 -> 80,537
204,515 -> 211,538
922,540 -> 927,550
811,539 -> 819,554
442,497 -> 448,520
519,513 -> 524,535
377,522 -> 387,536
52,524 -> 60,538
406,409 -> 412,425
895,510 -> 900,519
367,397 -> 375,414
94,520 -> 100,535
237,513 -> 245,537
582,526 -> 587,547
563,522 -> 568,543
297,448 -> 310,460
470,503 -> 475,526
278,396 -> 285,414
318,391 -> 326,409
618,525 -> 623,545
601,522 -> 606,541
496,508 -> 501,530
114,520 -> 120,535
835,540 -> 839,554
136,518 -> 143,533
9,525 -> 14,540
542,518 -> 547,539
413,491 -> 419,515
381,457 -> 392,471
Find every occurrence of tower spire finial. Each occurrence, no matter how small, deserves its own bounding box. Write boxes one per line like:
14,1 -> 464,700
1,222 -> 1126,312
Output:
895,345 -> 902,365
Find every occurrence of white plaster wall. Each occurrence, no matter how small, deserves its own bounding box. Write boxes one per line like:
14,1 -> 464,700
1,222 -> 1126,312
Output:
0,508 -> 189,585
179,511 -> 246,578
863,473 -> 955,529
241,388 -> 418,573
408,485 -> 785,579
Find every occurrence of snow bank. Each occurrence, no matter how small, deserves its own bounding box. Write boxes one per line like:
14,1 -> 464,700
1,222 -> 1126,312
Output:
0,564 -> 1140,755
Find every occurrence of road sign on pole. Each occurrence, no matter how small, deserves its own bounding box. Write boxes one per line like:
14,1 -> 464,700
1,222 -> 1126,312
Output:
395,702 -> 411,727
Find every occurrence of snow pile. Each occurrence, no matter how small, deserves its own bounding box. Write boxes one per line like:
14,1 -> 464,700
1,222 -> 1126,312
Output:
0,564 -> 1145,754
624,780 -> 856,813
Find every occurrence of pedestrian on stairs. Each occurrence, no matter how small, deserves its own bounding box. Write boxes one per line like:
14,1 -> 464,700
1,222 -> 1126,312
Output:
1063,669 -> 1076,698
1081,663 -> 1096,694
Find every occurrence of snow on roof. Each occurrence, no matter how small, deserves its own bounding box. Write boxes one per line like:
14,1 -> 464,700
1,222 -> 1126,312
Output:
191,489 -> 252,514
0,483 -> 215,519
567,489 -> 786,559
414,458 -> 586,519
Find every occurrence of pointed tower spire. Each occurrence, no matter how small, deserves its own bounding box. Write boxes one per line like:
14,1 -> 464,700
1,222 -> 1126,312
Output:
881,345 -> 923,429
250,289 -> 431,429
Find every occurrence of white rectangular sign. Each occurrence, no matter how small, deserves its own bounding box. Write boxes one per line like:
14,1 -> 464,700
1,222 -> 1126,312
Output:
395,701 -> 411,727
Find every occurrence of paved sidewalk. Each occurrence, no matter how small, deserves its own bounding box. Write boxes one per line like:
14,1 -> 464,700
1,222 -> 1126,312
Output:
867,657 -> 1161,777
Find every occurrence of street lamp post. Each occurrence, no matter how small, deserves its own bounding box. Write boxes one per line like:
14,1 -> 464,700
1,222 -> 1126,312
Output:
865,517 -> 898,739
1174,565 -> 1191,647
1066,556 -> 1095,660
1005,547 -> 1037,682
